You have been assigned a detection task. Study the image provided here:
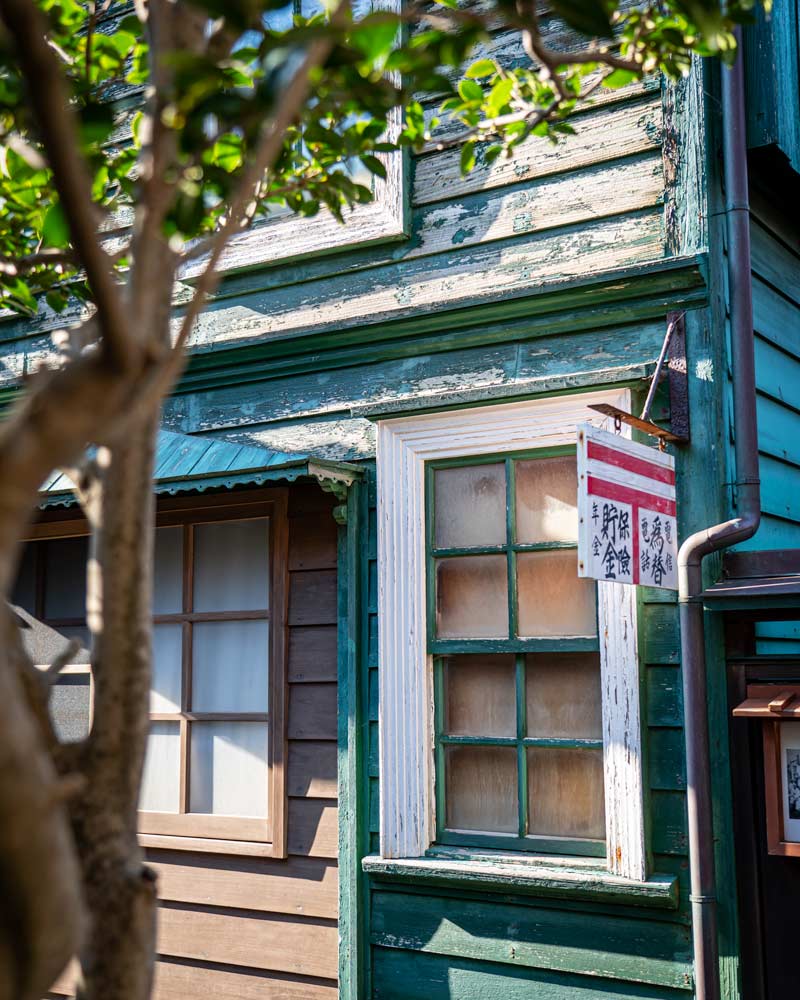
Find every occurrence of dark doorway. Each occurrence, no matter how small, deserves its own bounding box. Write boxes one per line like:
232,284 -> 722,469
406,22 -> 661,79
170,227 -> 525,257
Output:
729,657 -> 800,1000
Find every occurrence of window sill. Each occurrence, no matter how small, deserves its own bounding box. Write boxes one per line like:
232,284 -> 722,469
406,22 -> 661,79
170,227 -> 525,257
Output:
362,853 -> 679,909
139,833 -> 277,858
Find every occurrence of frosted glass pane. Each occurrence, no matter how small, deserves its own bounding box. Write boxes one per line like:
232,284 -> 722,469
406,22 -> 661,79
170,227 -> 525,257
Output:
194,519 -> 270,612
44,536 -> 88,619
526,652 -> 602,739
192,620 -> 269,713
515,457 -> 578,543
445,746 -> 517,834
527,747 -> 605,840
436,555 -> 508,639
444,654 -> 516,737
12,544 -> 36,613
190,721 -> 268,817
433,464 -> 506,549
140,722 -> 180,813
154,527 -> 183,614
517,551 -> 596,637
151,623 -> 183,714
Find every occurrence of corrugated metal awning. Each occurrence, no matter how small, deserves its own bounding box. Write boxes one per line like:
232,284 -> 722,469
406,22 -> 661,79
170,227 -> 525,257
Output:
39,429 -> 362,508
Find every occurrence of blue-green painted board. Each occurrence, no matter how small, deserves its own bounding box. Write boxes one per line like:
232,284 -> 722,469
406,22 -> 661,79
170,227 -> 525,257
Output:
163,321 -> 667,439
744,0 -> 800,174
371,948 -> 692,999
755,620 -> 800,655
754,336 -> 800,408
650,792 -> 689,857
751,220 -> 800,305
370,890 -> 692,989
647,730 -> 686,793
646,666 -> 683,727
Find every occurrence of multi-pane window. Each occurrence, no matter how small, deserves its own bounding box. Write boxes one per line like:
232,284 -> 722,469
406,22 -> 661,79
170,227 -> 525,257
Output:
139,497 -> 288,848
427,450 -> 606,857
12,493 -> 289,852
12,536 -> 92,744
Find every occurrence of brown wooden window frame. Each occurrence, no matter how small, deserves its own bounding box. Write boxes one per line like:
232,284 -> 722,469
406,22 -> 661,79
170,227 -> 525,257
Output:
22,487 -> 290,858
733,682 -> 800,858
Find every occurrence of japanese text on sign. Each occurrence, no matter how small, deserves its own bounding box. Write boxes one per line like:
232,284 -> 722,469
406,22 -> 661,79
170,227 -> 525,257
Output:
577,424 -> 678,590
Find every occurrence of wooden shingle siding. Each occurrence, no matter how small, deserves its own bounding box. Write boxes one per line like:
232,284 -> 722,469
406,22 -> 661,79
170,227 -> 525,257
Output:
142,484 -> 341,998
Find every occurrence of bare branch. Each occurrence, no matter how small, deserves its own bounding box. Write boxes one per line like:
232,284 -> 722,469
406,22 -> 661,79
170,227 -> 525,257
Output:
121,2 -> 350,422
0,0 -> 135,374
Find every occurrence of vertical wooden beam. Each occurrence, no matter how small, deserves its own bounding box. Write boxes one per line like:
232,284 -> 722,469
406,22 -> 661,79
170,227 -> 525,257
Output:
338,478 -> 366,1000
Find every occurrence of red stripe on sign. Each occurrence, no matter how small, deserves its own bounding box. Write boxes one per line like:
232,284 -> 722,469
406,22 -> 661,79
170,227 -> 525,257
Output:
588,476 -> 677,517
587,440 -> 676,486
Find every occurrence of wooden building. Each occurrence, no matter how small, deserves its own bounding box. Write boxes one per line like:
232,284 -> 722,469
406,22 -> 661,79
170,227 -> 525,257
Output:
3,1 -> 800,997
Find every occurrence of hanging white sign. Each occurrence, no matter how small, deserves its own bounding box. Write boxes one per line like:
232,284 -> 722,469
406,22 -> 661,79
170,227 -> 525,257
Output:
577,424 -> 678,590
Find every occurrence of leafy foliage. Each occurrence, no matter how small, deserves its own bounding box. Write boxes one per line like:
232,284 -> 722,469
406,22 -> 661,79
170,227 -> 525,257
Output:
0,0 -> 768,317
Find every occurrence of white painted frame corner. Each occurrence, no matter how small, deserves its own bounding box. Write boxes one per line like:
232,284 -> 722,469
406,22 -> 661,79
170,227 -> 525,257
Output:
376,388 -> 647,880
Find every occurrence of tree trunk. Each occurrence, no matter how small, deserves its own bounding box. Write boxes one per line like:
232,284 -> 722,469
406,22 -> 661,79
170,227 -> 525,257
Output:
71,413 -> 160,1000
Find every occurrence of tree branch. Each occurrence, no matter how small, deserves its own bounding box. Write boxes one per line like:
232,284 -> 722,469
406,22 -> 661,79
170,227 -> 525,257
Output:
0,0 -> 135,374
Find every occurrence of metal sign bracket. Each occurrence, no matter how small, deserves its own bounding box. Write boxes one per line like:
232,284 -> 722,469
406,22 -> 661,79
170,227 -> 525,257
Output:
589,312 -> 690,449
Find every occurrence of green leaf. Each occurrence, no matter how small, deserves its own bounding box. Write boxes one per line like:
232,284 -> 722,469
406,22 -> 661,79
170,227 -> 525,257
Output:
603,68 -> 639,89
460,139 -> 476,175
42,203 -> 70,249
360,154 -> 387,179
46,288 -> 69,313
457,79 -> 484,104
465,59 -> 496,79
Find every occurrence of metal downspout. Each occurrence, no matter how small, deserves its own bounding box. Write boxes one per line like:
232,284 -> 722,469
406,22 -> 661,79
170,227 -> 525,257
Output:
677,30 -> 761,1000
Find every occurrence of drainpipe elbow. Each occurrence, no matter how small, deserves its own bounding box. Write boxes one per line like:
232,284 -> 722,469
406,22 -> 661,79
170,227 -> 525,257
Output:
678,509 -> 761,601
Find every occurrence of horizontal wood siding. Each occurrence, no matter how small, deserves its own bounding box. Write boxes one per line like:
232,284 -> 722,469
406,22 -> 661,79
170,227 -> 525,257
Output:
145,485 -> 340,998
734,207 -> 800,652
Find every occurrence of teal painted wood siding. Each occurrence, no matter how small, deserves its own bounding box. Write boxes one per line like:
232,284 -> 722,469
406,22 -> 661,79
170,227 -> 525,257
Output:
731,196 -> 800,652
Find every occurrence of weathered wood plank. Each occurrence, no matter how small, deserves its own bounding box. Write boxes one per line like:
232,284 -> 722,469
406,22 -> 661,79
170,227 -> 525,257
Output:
289,516 -> 338,571
753,276 -> 800,358
751,218 -> 800,305
642,604 -> 680,664
646,665 -> 683,727
158,903 -> 338,979
370,890 -> 692,989
410,153 -> 663,260
755,334 -> 800,409
164,321 -> 665,434
648,728 -> 686,792
650,790 -> 689,856
757,392 -> 800,467
289,625 -> 339,682
288,483 -> 339,517
415,97 -> 662,205
147,851 -> 338,918
185,210 -> 664,349
288,798 -> 338,858
154,960 -> 337,1000
289,570 -> 338,626
288,739 -> 338,798
288,683 -> 338,740
760,453 -> 800,524
371,948 -> 691,999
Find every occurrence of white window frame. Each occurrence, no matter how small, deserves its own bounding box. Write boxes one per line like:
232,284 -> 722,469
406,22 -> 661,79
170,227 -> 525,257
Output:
376,388 -> 647,880
181,0 -> 407,279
